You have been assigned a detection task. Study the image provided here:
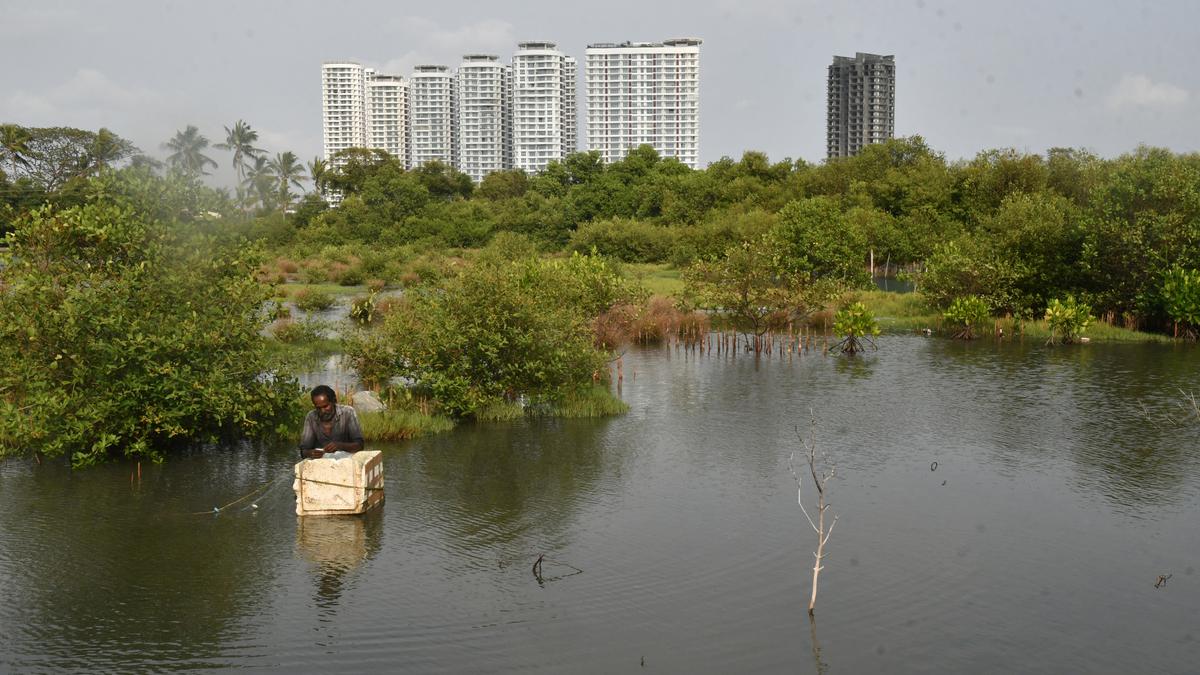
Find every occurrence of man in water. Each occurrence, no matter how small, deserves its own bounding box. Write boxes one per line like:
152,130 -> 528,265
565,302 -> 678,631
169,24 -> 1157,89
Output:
299,385 -> 365,459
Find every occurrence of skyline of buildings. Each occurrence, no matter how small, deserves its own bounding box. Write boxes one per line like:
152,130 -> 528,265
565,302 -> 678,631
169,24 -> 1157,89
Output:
320,38 -> 696,180
324,41 -> 896,183
826,52 -> 895,159
321,43 -> 580,181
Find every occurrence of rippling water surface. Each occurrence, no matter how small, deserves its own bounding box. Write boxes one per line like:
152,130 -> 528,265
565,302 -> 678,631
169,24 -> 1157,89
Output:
2,336 -> 1199,673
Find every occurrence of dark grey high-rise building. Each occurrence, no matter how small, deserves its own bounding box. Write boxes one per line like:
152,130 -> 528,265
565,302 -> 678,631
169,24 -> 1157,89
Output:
826,52 -> 895,158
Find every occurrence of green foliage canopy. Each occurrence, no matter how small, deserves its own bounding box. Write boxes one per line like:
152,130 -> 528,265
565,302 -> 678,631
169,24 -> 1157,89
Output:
0,172 -> 300,465
683,234 -> 840,338
943,295 -> 992,340
1161,266 -> 1200,337
830,301 -> 880,354
350,249 -> 643,416
1044,295 -> 1094,345
771,196 -> 870,285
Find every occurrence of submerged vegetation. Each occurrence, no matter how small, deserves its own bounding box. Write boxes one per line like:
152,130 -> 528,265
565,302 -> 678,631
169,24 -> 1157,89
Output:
3,120 -> 1200,463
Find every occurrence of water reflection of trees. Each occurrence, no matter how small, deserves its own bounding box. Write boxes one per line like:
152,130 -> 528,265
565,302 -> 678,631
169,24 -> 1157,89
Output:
404,418 -> 621,558
936,340 -> 1200,511
1051,344 -> 1200,512
833,353 -> 876,380
0,446 -> 294,670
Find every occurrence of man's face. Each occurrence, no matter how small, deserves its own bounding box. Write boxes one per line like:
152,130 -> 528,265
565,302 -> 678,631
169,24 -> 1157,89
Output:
313,394 -> 336,422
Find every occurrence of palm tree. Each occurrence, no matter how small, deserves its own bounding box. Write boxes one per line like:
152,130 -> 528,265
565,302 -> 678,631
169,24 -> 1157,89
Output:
307,156 -> 329,198
85,128 -> 138,174
128,154 -> 165,173
269,151 -> 306,211
0,124 -> 32,177
242,155 -> 276,210
162,125 -> 217,176
213,120 -> 261,182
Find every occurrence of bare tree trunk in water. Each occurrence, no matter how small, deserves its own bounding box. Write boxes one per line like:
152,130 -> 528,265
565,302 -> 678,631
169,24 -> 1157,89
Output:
790,412 -> 838,615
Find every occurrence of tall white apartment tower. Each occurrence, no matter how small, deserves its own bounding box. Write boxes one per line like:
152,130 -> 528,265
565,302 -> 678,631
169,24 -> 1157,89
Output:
457,55 -> 512,182
409,65 -> 457,169
512,41 -> 578,173
321,62 -> 368,162
585,38 -> 702,168
365,71 -> 408,163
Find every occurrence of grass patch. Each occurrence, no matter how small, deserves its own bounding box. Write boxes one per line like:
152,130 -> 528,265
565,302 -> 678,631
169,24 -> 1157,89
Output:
856,290 -> 1171,342
359,409 -> 455,441
472,386 -> 628,421
626,263 -> 685,298
292,287 -> 337,312
264,336 -> 343,371
548,385 -> 629,418
1001,317 -> 1170,343
475,399 -> 525,421
854,290 -> 940,332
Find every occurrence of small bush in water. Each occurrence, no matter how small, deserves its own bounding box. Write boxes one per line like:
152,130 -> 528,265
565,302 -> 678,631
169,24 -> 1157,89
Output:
293,287 -> 335,312
1045,295 -> 1093,344
944,295 -> 991,339
830,302 -> 880,354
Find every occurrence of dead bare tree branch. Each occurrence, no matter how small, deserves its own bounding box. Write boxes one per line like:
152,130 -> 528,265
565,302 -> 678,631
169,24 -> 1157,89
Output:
789,410 -> 839,615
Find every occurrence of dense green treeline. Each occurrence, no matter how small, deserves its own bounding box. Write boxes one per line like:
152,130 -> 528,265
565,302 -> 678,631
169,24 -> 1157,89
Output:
6,125 -> 1200,328
5,122 -> 1200,462
250,137 -> 1200,331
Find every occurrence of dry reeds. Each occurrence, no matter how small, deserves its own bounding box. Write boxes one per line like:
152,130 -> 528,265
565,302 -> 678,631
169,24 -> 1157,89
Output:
591,296 -> 711,349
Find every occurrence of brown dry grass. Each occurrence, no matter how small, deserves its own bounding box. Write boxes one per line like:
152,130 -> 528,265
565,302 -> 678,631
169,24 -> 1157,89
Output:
592,296 -> 711,348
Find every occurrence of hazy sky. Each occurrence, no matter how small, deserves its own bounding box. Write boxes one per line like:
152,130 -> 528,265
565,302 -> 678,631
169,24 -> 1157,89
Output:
2,0 -> 1197,186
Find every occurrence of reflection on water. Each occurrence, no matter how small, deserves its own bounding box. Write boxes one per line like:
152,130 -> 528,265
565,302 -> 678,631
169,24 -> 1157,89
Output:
297,512 -> 383,610
872,275 -> 915,293
1,337 -> 1199,673
808,615 -> 829,675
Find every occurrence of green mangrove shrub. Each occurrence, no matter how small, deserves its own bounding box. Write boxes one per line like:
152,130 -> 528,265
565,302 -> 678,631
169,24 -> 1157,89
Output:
829,302 -> 880,354
1161,266 -> 1200,339
683,234 -> 840,345
270,317 -> 329,343
349,291 -> 379,325
567,217 -> 677,263
943,295 -> 991,340
919,239 -> 1023,313
293,287 -> 335,312
1044,295 -> 1093,344
351,250 -> 642,417
0,182 -> 299,465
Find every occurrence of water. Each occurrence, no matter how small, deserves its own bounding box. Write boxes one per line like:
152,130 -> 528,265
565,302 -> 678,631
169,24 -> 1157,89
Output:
2,336 -> 1199,673
873,275 -> 915,293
